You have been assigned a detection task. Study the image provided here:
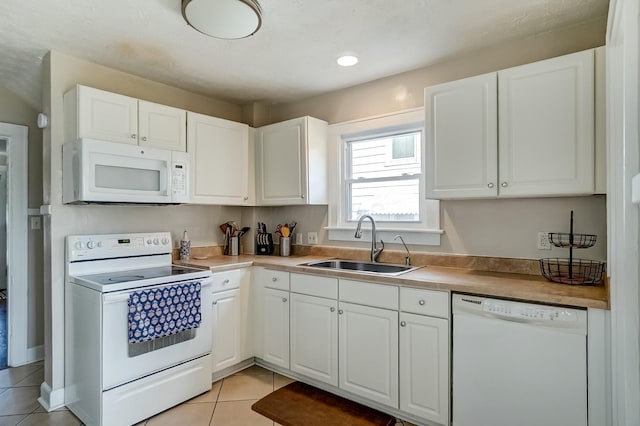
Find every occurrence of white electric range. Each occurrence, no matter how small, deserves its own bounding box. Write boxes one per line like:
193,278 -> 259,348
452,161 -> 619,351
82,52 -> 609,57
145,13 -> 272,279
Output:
64,232 -> 213,426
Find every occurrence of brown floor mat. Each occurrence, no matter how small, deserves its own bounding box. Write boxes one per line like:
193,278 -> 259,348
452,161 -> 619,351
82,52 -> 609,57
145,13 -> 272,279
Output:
251,381 -> 396,426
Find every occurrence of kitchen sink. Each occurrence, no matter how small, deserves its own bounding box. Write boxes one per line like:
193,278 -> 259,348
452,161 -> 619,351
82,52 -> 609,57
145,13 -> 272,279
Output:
299,259 -> 419,276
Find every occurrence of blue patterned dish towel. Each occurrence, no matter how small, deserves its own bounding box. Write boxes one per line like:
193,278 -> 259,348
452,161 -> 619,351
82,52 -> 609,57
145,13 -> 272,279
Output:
128,281 -> 202,344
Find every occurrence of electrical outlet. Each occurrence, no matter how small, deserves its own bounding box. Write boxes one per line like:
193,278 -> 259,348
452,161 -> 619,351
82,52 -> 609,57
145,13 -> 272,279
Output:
30,216 -> 41,230
537,232 -> 551,250
296,233 -> 303,245
307,232 -> 318,245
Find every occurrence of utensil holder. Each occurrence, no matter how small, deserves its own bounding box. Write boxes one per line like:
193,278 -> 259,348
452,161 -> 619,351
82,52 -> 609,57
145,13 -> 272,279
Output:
224,236 -> 239,256
280,237 -> 291,257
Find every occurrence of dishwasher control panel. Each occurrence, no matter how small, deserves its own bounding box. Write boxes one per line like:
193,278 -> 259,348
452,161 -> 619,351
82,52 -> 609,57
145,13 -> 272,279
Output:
454,294 -> 587,331
482,299 -> 579,322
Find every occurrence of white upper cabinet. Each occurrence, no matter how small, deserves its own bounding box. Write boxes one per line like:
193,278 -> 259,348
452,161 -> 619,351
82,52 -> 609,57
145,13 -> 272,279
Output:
138,100 -> 187,151
65,85 -> 138,145
187,111 -> 250,205
425,72 -> 498,198
425,48 -> 596,199
64,85 -> 187,151
255,116 -> 328,205
498,49 -> 594,196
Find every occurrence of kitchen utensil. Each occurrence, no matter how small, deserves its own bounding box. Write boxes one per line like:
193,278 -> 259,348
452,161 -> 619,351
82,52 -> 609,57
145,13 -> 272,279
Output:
281,225 -> 290,238
237,227 -> 251,238
220,223 -> 228,234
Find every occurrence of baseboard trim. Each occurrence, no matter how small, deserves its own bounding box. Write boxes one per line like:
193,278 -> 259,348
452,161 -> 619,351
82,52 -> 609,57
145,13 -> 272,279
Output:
38,381 -> 65,412
26,345 -> 44,364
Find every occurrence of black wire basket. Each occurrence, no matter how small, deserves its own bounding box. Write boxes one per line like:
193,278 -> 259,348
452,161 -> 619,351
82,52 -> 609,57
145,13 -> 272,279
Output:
548,232 -> 597,249
539,258 -> 605,285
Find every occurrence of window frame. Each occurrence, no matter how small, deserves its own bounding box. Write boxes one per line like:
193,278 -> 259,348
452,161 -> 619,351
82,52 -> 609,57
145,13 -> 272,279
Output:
326,108 -> 442,246
343,127 -> 423,224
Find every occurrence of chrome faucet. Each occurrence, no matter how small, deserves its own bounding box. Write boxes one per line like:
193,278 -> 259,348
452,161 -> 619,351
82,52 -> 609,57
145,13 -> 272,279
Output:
354,215 -> 384,262
394,235 -> 411,266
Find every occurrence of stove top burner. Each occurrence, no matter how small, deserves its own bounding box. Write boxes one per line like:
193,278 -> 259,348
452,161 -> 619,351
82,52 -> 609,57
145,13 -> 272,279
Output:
76,265 -> 210,287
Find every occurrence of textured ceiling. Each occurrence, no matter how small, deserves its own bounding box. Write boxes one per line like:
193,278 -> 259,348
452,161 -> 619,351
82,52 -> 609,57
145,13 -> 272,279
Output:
0,0 -> 609,109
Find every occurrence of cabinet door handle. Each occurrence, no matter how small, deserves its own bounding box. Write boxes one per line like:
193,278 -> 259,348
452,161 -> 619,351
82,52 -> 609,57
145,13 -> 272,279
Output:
501,182 -> 508,188
131,134 -> 137,139
400,321 -> 406,327
282,297 -> 288,303
338,309 -> 343,314
301,194 -> 305,199
487,182 -> 494,188
272,277 -> 278,282
330,307 -> 335,312
418,299 -> 425,306
243,196 -> 248,201
223,279 -> 230,285
212,301 -> 218,305
141,136 -> 147,142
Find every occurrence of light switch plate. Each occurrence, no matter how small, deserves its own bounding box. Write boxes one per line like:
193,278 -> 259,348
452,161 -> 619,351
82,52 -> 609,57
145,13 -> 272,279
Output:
296,233 -> 303,245
632,173 -> 640,204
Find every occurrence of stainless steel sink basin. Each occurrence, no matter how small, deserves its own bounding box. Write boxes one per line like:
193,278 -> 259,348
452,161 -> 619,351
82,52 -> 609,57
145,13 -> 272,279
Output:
299,259 -> 418,276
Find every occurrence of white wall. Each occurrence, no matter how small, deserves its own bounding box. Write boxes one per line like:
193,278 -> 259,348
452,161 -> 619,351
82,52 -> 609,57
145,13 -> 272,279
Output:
263,17 -> 608,261
41,51 -> 247,407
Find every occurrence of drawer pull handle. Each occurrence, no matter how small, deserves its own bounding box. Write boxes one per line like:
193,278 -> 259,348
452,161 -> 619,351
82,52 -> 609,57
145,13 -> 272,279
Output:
272,277 -> 278,282
330,307 -> 335,312
501,182 -> 508,188
487,182 -> 494,188
282,297 -> 288,303
212,301 -> 218,305
400,321 -> 406,327
418,299 -> 426,306
338,309 -> 344,315
223,279 -> 230,285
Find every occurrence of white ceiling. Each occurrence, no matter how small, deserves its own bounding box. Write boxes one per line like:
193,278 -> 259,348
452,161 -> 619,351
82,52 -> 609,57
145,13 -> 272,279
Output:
0,0 -> 608,109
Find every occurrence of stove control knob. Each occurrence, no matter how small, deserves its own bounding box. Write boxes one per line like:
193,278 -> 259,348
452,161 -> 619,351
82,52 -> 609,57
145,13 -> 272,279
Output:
161,237 -> 169,245
146,239 -> 153,245
96,241 -> 103,248
87,241 -> 95,249
153,238 -> 160,245
75,241 -> 83,250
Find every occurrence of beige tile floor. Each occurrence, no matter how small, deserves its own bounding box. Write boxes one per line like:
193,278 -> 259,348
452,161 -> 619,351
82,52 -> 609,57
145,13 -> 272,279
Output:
0,363 -> 412,426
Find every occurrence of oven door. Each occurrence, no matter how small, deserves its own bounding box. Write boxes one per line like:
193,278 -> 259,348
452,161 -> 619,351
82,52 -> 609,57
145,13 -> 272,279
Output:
101,278 -> 213,390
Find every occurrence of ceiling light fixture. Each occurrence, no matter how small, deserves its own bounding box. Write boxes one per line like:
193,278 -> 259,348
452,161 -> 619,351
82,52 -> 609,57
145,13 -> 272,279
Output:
182,0 -> 262,40
337,55 -> 358,67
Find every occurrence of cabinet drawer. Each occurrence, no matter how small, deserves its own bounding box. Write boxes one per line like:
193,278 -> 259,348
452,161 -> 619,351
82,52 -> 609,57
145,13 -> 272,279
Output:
210,269 -> 244,293
291,273 -> 338,299
264,269 -> 290,291
400,287 -> 449,318
339,279 -> 398,310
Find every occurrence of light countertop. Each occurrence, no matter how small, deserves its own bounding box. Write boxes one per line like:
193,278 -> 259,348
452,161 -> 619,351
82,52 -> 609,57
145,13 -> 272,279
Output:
177,254 -> 609,309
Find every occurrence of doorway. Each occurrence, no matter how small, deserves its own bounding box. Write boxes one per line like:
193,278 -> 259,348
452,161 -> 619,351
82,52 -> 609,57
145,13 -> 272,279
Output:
0,165 -> 6,369
0,123 -> 28,368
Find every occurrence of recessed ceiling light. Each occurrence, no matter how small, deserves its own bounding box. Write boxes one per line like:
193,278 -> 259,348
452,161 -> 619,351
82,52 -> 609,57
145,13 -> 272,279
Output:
337,55 -> 358,67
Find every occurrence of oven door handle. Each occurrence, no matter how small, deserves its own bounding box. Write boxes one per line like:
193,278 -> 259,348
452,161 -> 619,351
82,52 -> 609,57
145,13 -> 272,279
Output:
102,279 -> 213,304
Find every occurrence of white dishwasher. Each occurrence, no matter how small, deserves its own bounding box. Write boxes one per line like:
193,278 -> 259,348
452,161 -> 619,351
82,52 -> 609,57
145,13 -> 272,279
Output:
452,293 -> 588,426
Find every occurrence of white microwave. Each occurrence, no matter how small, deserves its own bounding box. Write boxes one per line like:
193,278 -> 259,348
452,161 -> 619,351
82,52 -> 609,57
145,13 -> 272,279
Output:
62,138 -> 189,204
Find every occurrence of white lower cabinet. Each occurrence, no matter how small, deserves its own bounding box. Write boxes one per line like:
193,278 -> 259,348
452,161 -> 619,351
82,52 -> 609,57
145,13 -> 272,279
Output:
290,293 -> 338,386
211,289 -> 241,372
399,312 -> 449,425
262,287 -> 290,369
338,301 -> 399,408
210,269 -> 253,374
